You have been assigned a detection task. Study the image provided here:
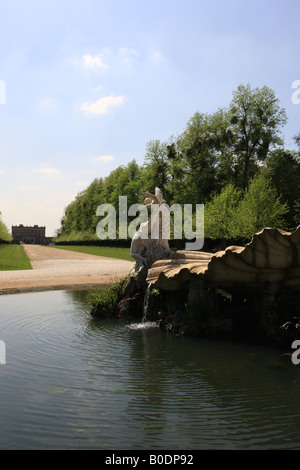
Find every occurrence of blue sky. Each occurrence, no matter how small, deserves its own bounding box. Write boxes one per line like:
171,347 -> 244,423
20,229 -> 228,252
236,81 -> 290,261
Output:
0,0 -> 299,236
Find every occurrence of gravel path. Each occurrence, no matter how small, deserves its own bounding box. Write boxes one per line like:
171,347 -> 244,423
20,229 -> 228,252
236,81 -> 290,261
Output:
0,245 -> 134,295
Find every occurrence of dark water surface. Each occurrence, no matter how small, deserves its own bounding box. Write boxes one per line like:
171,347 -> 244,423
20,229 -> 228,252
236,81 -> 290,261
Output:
0,289 -> 300,450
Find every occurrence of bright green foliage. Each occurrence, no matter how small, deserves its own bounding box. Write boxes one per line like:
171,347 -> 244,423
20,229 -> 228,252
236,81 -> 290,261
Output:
204,174 -> 289,241
55,230 -> 99,243
59,160 -> 144,239
231,173 -> 289,238
204,184 -> 242,239
88,276 -> 128,312
0,212 -> 12,242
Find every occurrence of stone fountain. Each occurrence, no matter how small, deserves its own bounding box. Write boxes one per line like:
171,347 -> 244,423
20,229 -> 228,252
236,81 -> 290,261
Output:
146,222 -> 300,344
106,187 -> 300,346
116,187 -> 173,318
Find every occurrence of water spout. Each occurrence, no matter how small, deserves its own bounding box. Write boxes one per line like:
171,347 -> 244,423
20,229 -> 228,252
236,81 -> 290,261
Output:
142,283 -> 152,322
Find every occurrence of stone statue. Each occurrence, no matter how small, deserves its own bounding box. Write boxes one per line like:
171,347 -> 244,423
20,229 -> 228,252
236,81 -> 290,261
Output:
130,187 -> 172,278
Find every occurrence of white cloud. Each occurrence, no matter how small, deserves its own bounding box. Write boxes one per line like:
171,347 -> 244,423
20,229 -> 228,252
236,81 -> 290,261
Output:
75,181 -> 88,187
95,155 -> 114,162
119,47 -> 138,67
81,95 -> 127,116
0,169 -> 5,175
152,52 -> 162,64
120,47 -> 137,55
82,54 -> 108,70
92,84 -> 103,91
39,97 -> 58,110
33,167 -> 60,177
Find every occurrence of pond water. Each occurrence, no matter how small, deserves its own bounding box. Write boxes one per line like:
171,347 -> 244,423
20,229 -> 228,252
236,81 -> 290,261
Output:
0,289 -> 300,450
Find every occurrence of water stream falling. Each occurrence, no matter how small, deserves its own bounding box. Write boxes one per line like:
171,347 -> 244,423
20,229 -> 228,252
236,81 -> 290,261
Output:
142,282 -> 152,322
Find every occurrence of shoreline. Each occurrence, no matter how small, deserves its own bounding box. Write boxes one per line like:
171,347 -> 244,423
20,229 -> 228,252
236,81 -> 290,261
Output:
0,273 -> 127,295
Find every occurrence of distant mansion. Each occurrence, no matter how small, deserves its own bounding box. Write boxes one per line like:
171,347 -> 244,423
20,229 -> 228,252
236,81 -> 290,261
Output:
12,225 -> 53,245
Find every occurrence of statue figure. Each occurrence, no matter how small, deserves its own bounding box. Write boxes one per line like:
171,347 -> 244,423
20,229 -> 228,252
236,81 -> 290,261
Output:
130,187 -> 172,279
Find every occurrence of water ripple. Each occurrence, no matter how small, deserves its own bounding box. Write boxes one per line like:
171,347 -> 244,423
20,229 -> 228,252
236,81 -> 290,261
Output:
1,290 -> 300,449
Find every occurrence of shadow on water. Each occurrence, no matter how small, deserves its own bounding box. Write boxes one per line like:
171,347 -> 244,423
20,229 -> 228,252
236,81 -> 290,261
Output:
64,289 -> 300,449
87,315 -> 300,448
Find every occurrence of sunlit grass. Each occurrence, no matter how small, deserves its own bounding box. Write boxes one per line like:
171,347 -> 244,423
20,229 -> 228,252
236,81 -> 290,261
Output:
0,244 -> 32,271
50,245 -> 133,261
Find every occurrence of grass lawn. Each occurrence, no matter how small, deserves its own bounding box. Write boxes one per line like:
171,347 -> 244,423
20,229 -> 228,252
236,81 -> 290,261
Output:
50,245 -> 134,261
0,244 -> 33,271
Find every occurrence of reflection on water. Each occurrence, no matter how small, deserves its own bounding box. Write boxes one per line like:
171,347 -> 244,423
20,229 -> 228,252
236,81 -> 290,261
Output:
0,289 -> 300,450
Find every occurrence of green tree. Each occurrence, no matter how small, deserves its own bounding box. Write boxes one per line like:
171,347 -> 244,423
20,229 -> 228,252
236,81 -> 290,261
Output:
265,149 -> 300,230
204,184 -> 242,240
293,200 -> 300,228
211,108 -> 236,188
229,84 -> 287,190
177,112 -> 219,204
59,160 -> 144,241
294,132 -> 300,152
161,137 -> 190,205
232,172 -> 288,239
0,212 -> 12,242
141,140 -> 170,199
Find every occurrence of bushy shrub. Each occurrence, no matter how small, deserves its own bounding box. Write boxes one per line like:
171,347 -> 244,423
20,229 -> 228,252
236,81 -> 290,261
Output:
88,275 -> 129,312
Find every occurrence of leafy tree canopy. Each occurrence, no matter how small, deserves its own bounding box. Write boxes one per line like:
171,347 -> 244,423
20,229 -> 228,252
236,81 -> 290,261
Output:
0,212 -> 12,242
